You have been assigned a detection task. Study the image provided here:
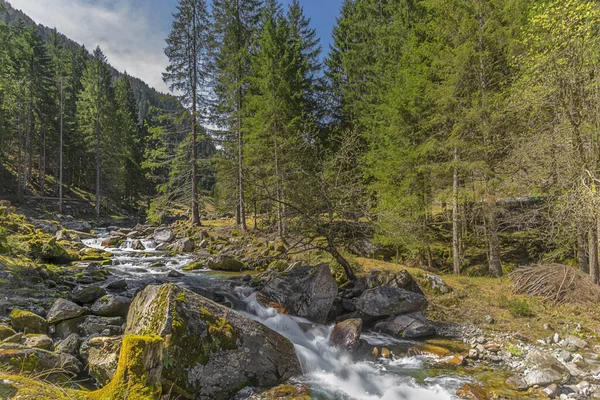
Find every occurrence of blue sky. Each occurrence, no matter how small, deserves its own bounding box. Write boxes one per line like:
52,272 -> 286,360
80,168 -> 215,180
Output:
7,0 -> 343,92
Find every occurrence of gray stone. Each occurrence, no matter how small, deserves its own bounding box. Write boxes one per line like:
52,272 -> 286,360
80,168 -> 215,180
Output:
106,279 -> 128,291
46,299 -> 85,324
54,316 -> 85,338
9,309 -> 48,334
207,255 -> 246,271
23,334 -> 53,350
330,319 -> 362,352
153,228 -> 174,243
422,273 -> 452,294
126,284 -> 301,400
565,335 -> 588,350
87,336 -> 122,386
260,264 -> 338,324
542,383 -> 559,398
169,238 -> 194,253
355,286 -> 427,317
90,295 -> 131,318
168,270 -> 185,278
54,333 -> 82,355
524,350 -> 570,387
373,312 -> 435,339
80,316 -> 125,336
71,285 -> 107,304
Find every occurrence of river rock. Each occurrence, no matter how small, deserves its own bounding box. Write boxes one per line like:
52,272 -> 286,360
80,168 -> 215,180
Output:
524,350 -> 570,387
0,324 -> 16,340
90,295 -> 131,318
130,239 -> 145,250
61,220 -> 91,233
87,336 -> 122,386
260,264 -> 338,324
72,284 -> 107,304
9,309 -> 48,334
23,334 -> 53,350
54,333 -> 81,355
153,228 -> 174,243
505,375 -> 528,391
80,316 -> 125,336
106,279 -> 128,291
422,274 -> 452,294
330,318 -> 362,352
168,270 -> 185,278
0,347 -> 80,377
207,255 -> 246,271
101,236 -> 121,247
355,270 -> 423,294
46,299 -> 85,324
565,335 -> 588,351
55,316 -> 85,338
169,238 -> 194,253
125,283 -> 301,399
355,286 -> 427,318
373,312 -> 435,338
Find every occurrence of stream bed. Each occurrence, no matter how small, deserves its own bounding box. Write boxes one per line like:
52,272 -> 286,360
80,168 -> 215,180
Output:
81,233 -> 494,400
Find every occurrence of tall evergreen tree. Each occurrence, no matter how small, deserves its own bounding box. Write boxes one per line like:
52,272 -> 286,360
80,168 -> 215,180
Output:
77,46 -> 115,217
211,0 -> 262,230
164,0 -> 211,226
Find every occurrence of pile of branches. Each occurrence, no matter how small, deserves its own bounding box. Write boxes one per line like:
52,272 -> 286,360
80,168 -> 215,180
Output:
510,264 -> 600,306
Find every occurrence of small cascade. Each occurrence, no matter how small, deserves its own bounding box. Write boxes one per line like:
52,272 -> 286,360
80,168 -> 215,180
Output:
236,290 -> 463,400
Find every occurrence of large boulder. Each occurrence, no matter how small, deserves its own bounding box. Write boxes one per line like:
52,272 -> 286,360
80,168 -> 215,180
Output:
330,318 -> 362,352
91,295 -> 131,318
153,228 -> 174,243
207,255 -> 247,271
46,299 -> 85,324
373,312 -> 436,339
9,309 -> 48,334
259,264 -> 338,324
125,284 -> 301,399
61,220 -> 91,233
355,270 -> 424,294
355,286 -> 427,318
80,316 -> 125,336
524,350 -> 570,387
0,346 -> 80,378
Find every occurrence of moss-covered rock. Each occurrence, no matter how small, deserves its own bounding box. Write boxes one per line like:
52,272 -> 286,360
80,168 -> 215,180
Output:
9,309 -> 48,334
0,324 -> 16,340
182,261 -> 204,271
85,335 -> 163,400
0,372 -> 85,399
125,284 -> 301,400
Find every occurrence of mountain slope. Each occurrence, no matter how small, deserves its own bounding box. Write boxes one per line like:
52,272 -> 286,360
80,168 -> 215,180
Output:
0,0 -> 181,122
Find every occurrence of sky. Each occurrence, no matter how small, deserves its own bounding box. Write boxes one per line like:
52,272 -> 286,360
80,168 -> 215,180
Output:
7,0 -> 343,93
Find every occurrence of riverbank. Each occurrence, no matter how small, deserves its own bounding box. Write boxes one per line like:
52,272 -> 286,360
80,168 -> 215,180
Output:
1,204 -> 600,399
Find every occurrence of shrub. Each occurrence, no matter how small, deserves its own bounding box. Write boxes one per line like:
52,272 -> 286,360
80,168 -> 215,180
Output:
499,295 -> 535,318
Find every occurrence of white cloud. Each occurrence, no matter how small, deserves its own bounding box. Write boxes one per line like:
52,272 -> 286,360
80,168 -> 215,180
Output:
8,0 -> 170,92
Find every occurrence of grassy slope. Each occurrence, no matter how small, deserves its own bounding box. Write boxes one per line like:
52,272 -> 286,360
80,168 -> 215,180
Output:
354,257 -> 600,345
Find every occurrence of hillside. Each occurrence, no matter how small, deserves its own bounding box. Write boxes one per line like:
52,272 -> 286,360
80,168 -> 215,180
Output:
0,0 -> 180,123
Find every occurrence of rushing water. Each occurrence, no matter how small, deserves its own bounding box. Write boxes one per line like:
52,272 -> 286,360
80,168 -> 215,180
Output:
82,232 -> 468,400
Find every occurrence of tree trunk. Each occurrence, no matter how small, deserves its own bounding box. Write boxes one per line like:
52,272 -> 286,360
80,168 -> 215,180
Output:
190,7 -> 200,226
59,79 -> 63,214
95,121 -> 101,218
17,86 -> 23,201
327,238 -> 356,281
452,147 -> 461,274
40,126 -> 46,196
238,108 -> 246,230
486,204 -> 503,277
274,133 -> 283,238
590,222 -> 599,284
578,226 -> 589,273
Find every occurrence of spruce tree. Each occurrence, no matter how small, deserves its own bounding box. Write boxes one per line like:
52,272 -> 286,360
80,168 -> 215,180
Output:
164,0 -> 211,226
77,46 -> 115,217
211,0 -> 262,230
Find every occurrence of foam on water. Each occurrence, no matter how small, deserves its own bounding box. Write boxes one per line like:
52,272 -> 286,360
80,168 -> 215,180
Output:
237,290 -> 461,400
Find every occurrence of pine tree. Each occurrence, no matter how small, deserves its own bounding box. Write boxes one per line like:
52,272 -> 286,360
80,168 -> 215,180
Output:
164,0 -> 211,226
211,0 -> 262,230
77,46 -> 116,217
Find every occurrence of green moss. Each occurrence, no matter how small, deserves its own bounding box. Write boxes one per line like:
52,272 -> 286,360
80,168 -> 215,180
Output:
182,261 -> 203,271
0,325 -> 16,340
85,335 -> 163,400
8,353 -> 40,372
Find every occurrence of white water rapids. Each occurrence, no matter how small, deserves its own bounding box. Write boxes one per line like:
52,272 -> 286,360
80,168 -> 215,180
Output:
82,232 -> 468,399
